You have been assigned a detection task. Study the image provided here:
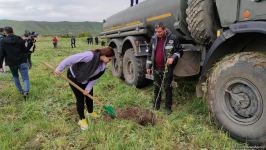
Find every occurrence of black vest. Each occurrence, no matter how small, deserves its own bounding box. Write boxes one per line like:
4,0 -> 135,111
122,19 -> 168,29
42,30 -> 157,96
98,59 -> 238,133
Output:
71,51 -> 105,83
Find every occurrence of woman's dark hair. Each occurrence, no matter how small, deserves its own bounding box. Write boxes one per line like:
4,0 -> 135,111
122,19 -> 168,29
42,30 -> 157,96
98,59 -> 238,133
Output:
95,47 -> 115,57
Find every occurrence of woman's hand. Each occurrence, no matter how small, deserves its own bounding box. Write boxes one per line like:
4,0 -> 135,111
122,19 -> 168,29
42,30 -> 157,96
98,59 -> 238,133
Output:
54,70 -> 62,76
167,58 -> 174,65
83,89 -> 90,95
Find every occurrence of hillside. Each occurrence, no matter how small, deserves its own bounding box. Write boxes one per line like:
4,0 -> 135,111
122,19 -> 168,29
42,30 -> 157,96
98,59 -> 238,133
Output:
0,20 -> 102,36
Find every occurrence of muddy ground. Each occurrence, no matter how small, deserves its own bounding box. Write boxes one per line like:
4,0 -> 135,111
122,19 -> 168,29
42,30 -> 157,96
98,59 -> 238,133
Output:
64,104 -> 158,126
103,107 -> 158,126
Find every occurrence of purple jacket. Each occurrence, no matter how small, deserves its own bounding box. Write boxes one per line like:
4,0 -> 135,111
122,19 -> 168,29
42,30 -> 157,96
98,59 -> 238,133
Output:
56,51 -> 105,92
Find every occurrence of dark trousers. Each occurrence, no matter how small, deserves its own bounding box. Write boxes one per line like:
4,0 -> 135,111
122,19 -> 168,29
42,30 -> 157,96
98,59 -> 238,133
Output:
67,70 -> 93,120
71,43 -> 76,48
53,42 -> 57,48
153,66 -> 174,109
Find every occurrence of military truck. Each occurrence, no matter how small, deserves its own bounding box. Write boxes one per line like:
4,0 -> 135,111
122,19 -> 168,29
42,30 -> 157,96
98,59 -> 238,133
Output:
101,0 -> 266,145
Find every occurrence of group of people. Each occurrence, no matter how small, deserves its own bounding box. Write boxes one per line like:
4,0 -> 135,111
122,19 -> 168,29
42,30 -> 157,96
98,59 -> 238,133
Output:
0,23 -> 182,131
87,36 -> 106,46
52,36 -> 105,49
53,36 -> 76,48
0,27 -> 36,99
54,22 -> 182,130
87,37 -> 99,45
52,36 -> 76,48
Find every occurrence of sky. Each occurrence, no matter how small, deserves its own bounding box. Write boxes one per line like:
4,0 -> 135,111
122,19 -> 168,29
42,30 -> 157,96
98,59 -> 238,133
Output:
0,0 -> 145,22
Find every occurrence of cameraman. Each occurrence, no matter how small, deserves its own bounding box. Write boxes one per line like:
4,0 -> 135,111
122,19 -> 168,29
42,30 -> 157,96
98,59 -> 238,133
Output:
24,31 -> 37,69
0,26 -> 30,99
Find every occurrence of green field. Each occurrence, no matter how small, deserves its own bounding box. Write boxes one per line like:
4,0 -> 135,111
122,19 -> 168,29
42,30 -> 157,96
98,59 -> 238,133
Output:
0,37 -> 248,149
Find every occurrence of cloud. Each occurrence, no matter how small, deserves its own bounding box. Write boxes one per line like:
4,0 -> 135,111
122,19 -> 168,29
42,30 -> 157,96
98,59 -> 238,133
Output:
0,0 -> 145,22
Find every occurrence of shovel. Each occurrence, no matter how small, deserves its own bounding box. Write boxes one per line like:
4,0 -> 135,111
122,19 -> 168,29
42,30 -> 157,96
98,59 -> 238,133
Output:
43,62 -> 116,118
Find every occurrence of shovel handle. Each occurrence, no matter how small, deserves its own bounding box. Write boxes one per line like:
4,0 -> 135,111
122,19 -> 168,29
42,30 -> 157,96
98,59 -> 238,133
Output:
43,62 -> 103,106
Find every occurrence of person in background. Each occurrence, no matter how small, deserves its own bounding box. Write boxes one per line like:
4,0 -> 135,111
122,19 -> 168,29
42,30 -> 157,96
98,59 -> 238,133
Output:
87,37 -> 90,45
24,32 -> 36,69
0,26 -> 30,99
52,36 -> 58,48
131,0 -> 139,7
101,40 -> 106,47
90,37 -> 94,45
54,47 -> 114,130
146,23 -> 182,115
95,37 -> 99,45
71,36 -> 76,48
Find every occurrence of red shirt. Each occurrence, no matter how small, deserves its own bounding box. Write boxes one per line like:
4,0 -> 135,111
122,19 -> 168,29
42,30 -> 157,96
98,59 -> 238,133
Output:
53,37 -> 58,43
155,37 -> 165,69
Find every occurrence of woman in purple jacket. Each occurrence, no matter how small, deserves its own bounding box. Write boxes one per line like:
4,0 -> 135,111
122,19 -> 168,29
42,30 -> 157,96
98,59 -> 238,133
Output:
54,47 -> 114,130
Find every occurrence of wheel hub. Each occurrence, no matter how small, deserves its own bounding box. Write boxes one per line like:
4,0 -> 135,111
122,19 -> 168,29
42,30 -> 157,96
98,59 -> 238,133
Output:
227,91 -> 250,109
224,78 -> 263,124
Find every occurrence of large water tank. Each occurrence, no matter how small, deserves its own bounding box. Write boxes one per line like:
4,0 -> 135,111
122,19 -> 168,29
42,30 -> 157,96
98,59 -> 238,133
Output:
103,0 -> 192,41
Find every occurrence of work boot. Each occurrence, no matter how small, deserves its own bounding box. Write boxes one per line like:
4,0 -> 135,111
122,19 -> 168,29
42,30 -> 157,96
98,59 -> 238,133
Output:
90,111 -> 98,118
165,107 -> 172,115
78,119 -> 89,130
85,110 -> 99,119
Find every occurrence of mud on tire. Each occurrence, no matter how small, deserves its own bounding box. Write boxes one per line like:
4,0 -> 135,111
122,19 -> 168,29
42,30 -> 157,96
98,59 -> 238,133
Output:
111,49 -> 123,78
122,48 -> 148,88
186,0 -> 219,44
208,52 -> 266,145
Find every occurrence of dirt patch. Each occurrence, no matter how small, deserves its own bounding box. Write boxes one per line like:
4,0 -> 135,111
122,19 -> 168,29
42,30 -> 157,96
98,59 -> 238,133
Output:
62,104 -> 158,126
24,133 -> 46,150
103,107 -> 158,126
102,84 -> 115,91
63,103 -> 78,122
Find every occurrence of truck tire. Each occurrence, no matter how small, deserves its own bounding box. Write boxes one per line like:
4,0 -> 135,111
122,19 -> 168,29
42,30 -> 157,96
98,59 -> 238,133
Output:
111,49 -> 123,78
186,0 -> 219,44
122,48 -> 148,88
208,52 -> 266,145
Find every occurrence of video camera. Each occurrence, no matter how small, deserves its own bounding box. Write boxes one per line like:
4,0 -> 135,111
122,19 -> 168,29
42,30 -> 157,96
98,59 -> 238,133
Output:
24,30 -> 38,54
24,30 -> 38,41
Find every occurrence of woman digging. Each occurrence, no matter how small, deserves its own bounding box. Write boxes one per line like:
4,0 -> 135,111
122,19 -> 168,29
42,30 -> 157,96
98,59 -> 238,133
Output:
54,47 -> 114,130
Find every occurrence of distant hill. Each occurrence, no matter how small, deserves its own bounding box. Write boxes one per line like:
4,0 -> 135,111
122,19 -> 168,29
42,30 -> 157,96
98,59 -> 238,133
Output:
0,20 -> 102,36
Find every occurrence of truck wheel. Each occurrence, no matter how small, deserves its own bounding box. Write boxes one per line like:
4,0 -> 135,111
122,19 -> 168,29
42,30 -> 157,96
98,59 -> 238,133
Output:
122,48 -> 148,88
208,52 -> 266,145
186,0 -> 219,44
111,49 -> 123,78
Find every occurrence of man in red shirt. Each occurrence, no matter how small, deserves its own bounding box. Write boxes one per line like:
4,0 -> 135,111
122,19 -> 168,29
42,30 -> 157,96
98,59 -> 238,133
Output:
52,36 -> 58,48
146,23 -> 182,115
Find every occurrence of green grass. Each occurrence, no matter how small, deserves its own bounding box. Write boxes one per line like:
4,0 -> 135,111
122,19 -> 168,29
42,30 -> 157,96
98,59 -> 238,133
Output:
0,37 -> 248,149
